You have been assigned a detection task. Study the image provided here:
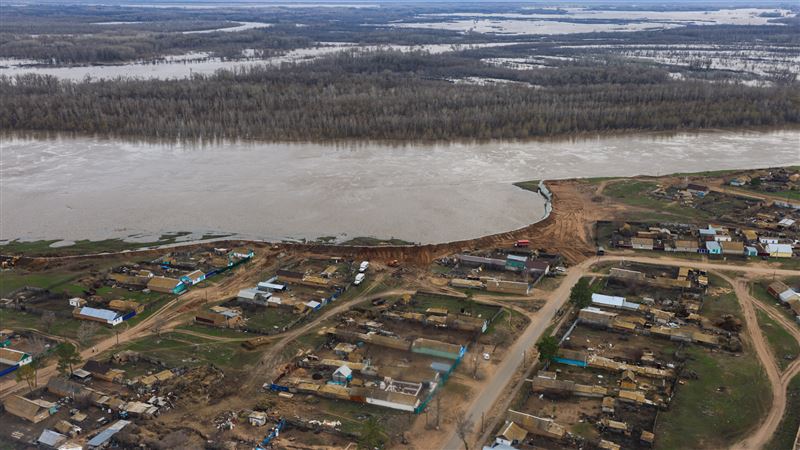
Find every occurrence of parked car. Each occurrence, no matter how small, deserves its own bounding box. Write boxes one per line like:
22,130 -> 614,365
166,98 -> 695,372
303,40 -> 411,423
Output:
354,273 -> 366,285
359,261 -> 370,272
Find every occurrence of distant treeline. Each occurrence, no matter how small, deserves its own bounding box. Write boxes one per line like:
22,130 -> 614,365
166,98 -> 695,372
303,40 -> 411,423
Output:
2,51 -> 797,141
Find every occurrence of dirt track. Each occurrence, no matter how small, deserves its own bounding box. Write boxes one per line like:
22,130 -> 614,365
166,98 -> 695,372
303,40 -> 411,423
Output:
729,277 -> 800,450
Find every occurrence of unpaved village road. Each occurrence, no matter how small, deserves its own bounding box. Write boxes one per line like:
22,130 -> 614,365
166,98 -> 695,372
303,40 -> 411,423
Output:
729,276 -> 800,450
442,257 -> 596,449
443,254 -> 800,450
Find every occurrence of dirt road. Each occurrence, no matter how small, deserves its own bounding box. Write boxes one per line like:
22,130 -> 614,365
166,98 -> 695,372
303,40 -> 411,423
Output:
720,275 -> 785,450
728,276 -> 800,450
442,257 -> 596,449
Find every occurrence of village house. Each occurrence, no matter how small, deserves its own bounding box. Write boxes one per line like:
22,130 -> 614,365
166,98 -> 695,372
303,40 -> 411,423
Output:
631,237 -> 654,250
180,270 -> 206,286
4,395 -> 56,423
147,276 -> 186,294
0,347 -> 32,368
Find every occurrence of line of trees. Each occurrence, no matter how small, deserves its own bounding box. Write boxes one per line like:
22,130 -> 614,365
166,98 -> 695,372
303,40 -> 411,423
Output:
1,52 -> 797,141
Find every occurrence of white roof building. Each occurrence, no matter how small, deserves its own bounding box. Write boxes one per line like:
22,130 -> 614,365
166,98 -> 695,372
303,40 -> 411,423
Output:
779,289 -> 800,303
237,288 -> 261,300
767,243 -> 793,256
591,293 -> 640,311
77,307 -> 123,325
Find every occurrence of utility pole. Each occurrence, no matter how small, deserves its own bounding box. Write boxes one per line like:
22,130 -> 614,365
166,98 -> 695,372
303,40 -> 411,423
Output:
436,396 -> 441,429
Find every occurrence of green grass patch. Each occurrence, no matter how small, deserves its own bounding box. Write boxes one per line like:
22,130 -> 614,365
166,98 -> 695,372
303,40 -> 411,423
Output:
94,286 -> 167,304
177,324 -> 249,339
314,397 -> 404,435
701,274 -> 743,323
766,373 -> 800,450
124,296 -> 172,328
739,185 -> 800,201
244,308 -> 298,331
338,236 -> 413,246
512,180 -> 541,192
571,422 -> 599,440
755,309 -> 800,370
0,271 -> 82,296
0,309 -> 111,344
120,332 -> 261,370
655,347 -> 771,450
413,292 -> 500,319
534,276 -> 563,292
602,179 -> 709,221
0,233 -> 196,256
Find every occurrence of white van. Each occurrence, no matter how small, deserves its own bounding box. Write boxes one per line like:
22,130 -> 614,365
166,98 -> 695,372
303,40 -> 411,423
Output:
354,273 -> 366,285
359,261 -> 370,273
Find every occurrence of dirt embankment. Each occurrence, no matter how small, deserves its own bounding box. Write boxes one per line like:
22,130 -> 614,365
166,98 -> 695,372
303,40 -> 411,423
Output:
288,180 -> 596,265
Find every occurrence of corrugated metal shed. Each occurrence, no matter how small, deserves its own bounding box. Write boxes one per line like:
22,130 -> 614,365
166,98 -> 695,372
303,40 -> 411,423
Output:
87,420 -> 130,448
37,429 -> 66,448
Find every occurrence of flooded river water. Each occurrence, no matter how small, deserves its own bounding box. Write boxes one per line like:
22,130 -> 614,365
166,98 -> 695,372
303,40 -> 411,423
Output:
1,130 -> 798,244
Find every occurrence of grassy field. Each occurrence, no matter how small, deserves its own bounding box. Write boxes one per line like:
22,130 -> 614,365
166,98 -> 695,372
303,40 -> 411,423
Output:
0,309 -> 112,344
702,274 -> 744,322
602,180 -> 709,221
766,373 -> 800,450
338,236 -> 413,246
655,347 -> 772,449
0,271 -> 83,296
177,324 -> 249,339
0,233 -> 235,257
740,185 -> 800,201
0,234 -> 191,256
120,332 -> 261,370
412,292 -> 500,319
243,307 -> 298,331
512,180 -> 541,193
755,309 -> 800,370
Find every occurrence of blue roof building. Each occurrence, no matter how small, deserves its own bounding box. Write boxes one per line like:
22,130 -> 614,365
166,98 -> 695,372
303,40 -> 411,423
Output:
706,241 -> 722,255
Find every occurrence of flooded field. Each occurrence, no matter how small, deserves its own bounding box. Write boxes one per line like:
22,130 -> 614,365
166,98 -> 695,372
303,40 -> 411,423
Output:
0,43 -> 516,81
2,130 -> 798,245
395,7 -> 794,35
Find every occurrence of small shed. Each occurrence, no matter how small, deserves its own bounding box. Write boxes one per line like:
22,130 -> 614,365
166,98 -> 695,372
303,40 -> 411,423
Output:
37,430 -> 67,448
332,365 -> 353,384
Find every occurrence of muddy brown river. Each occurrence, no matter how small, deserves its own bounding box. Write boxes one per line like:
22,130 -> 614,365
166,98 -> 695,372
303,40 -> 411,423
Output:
1,130 -> 798,245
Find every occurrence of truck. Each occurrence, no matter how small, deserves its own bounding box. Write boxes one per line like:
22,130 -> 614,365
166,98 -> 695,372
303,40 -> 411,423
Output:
354,273 -> 366,285
359,261 -> 370,273
514,240 -> 530,248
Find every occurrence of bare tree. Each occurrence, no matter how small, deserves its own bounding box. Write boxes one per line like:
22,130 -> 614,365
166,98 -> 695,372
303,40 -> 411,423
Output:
455,410 -> 474,450
492,328 -> 510,353
15,363 -> 37,392
151,319 -> 166,337
40,311 -> 56,333
29,333 -> 46,352
77,321 -> 99,347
